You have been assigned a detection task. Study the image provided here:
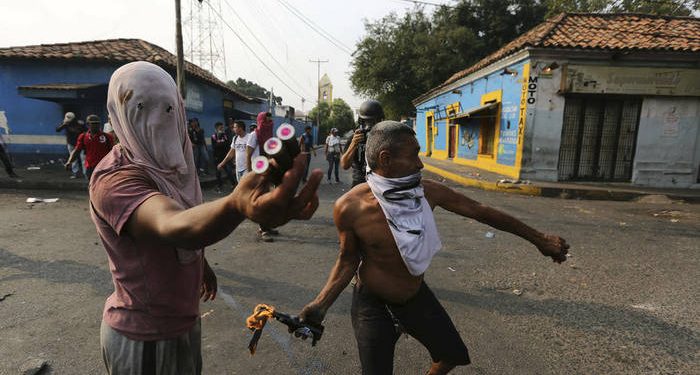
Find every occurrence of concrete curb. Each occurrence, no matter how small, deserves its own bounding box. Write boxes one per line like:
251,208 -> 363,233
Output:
423,163 -> 700,203
423,164 -> 541,196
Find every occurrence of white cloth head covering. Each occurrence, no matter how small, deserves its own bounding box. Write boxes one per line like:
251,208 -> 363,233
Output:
105,61 -> 202,262
365,171 -> 442,276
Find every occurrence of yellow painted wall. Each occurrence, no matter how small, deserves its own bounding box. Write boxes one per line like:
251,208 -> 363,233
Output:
423,63 -> 531,179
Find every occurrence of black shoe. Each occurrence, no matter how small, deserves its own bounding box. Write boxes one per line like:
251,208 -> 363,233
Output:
267,228 -> 280,236
8,171 -> 19,178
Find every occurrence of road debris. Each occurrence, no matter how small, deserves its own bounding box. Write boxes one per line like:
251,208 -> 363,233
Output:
26,166 -> 41,170
0,292 -> 14,301
20,358 -> 48,375
26,198 -> 59,203
447,267 -> 456,272
636,194 -> 676,204
485,231 -> 495,238
201,309 -> 214,318
512,289 -> 523,296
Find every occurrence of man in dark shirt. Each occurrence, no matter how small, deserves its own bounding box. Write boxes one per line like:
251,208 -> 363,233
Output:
211,122 -> 236,192
188,118 -> 209,175
299,126 -> 316,182
340,100 -> 385,187
225,118 -> 236,148
56,112 -> 87,178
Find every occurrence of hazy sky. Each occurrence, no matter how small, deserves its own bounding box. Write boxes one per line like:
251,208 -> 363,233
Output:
0,0 -> 452,112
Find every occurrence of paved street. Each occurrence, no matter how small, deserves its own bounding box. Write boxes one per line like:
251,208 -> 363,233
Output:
1,154 -> 698,375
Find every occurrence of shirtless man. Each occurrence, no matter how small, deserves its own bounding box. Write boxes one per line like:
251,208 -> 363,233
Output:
300,121 -> 569,375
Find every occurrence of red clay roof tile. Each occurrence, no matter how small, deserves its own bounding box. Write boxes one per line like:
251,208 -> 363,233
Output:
417,13 -> 700,104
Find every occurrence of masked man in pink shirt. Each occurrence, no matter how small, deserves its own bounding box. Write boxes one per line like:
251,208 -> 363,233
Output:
90,61 -> 322,374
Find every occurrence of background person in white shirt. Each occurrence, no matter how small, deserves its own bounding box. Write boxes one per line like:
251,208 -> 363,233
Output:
217,120 -> 252,182
325,127 -> 342,183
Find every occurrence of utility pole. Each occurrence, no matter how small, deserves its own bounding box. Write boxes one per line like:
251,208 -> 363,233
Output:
309,58 -> 328,130
175,0 -> 186,98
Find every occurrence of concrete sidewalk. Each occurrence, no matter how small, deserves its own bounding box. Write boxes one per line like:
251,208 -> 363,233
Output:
421,156 -> 700,203
0,162 -> 218,192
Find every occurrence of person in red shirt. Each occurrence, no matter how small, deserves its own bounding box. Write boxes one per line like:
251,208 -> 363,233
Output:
65,114 -> 114,181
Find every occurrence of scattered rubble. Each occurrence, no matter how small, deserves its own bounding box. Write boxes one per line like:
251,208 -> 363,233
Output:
19,358 -> 48,375
636,194 -> 676,204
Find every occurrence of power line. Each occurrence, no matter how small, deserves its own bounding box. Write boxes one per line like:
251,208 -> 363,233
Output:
277,0 -> 352,52
395,0 -> 454,7
220,0 -> 312,98
276,0 -> 352,53
309,58 -> 329,127
202,0 -> 308,101
274,0 -> 353,55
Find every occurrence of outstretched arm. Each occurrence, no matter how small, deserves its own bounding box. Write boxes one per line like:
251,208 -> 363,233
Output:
218,147 -> 235,170
300,198 -> 361,325
425,180 -> 569,262
64,148 -> 79,169
125,153 -> 322,250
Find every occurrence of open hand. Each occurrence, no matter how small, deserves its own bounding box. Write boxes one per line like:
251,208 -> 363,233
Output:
232,153 -> 322,228
536,234 -> 569,263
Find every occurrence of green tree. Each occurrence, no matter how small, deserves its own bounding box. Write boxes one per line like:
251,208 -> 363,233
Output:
350,0 -> 698,118
328,98 -> 356,134
545,0 -> 698,16
226,78 -> 283,105
308,98 -> 356,137
307,101 -> 331,129
350,0 -> 548,118
608,0 -> 698,15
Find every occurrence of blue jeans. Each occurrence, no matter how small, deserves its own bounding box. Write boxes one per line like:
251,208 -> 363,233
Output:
303,153 -> 312,181
214,156 -> 235,189
327,153 -> 339,181
67,144 -> 85,177
193,144 -> 209,172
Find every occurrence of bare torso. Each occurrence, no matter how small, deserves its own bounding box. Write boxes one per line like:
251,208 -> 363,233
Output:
346,180 -> 441,304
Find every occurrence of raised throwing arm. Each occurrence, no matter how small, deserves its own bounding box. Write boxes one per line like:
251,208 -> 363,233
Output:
425,179 -> 569,263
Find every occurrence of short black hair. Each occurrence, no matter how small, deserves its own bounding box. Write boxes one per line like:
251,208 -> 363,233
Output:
305,126 -> 312,131
234,120 -> 246,128
215,122 -> 224,127
366,121 -> 416,170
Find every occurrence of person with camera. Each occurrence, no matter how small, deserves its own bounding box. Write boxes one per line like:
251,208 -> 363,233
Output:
340,99 -> 384,187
